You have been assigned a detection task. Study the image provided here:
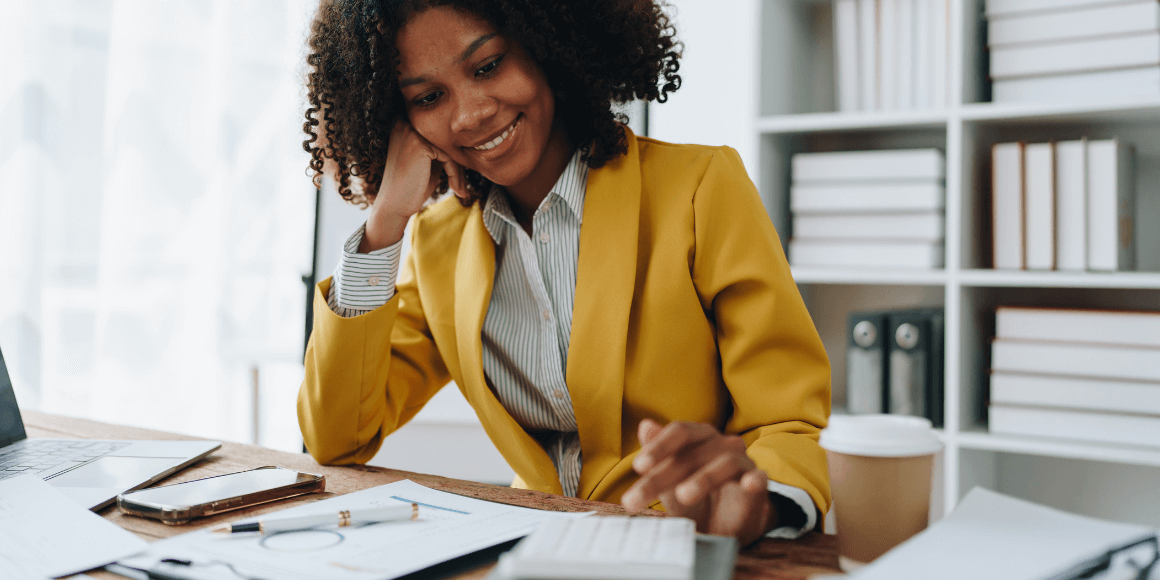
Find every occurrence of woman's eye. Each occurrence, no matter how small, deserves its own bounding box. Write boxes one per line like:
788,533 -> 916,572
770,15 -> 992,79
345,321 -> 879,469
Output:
414,91 -> 442,106
477,56 -> 504,78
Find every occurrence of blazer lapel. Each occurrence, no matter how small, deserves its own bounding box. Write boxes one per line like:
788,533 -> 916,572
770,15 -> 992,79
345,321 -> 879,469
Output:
454,204 -> 562,494
569,130 -> 642,499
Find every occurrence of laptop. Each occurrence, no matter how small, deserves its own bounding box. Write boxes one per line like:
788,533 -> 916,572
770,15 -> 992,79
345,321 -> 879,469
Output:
0,345 -> 220,510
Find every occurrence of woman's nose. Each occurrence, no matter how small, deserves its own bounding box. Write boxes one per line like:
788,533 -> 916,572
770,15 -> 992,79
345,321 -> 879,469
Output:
451,91 -> 498,134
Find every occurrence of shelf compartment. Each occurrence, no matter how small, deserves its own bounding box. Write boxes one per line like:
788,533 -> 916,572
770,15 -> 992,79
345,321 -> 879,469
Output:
959,270 -> 1160,289
959,118 -> 1160,272
756,111 -> 949,135
799,283 -> 944,415
792,266 -> 947,286
958,430 -> 1160,468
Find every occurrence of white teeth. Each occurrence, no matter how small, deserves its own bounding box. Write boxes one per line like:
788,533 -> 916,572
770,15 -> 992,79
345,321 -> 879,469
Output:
473,118 -> 519,151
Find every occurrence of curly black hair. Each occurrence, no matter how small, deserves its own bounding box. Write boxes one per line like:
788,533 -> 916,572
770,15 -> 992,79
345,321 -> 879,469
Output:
303,0 -> 682,207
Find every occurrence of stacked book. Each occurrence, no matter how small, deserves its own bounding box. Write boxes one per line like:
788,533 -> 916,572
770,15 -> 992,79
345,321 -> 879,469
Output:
789,148 -> 945,269
989,0 -> 1160,103
991,138 -> 1136,272
990,307 -> 1160,447
833,0 -> 952,112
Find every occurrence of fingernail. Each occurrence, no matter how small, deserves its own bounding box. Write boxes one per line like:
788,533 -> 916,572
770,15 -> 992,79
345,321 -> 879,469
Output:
676,482 -> 700,505
633,455 -> 652,472
622,490 -> 641,508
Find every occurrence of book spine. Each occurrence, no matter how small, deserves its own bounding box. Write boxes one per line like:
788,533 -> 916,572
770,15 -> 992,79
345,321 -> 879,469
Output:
790,183 -> 945,213
1055,139 -> 1088,270
792,212 -> 945,241
880,0 -> 898,110
989,405 -> 1160,447
996,306 -> 1160,348
931,0 -> 949,107
992,142 -> 1026,270
991,31 -> 1160,79
789,240 -> 944,268
991,373 -> 1160,415
1087,139 -> 1136,271
991,339 -> 1160,382
835,0 -> 862,112
986,0 -> 1133,19
913,0 -> 932,108
858,0 -> 879,110
993,66 -> 1160,104
1024,142 -> 1056,271
791,149 -> 946,181
896,0 -> 915,110
988,2 -> 1160,47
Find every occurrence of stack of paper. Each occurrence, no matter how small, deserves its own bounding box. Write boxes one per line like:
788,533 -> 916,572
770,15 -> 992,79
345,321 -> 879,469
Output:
117,479 -> 589,580
855,487 -> 1158,579
0,475 -> 148,578
789,149 -> 945,269
991,139 -> 1136,272
989,307 -> 1160,447
833,0 -> 951,112
988,0 -> 1160,103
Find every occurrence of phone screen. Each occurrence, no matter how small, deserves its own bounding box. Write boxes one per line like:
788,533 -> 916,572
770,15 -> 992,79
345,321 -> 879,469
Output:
123,468 -> 312,507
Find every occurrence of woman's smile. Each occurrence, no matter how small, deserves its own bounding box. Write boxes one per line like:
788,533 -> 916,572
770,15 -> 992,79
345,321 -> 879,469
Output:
467,114 -> 522,160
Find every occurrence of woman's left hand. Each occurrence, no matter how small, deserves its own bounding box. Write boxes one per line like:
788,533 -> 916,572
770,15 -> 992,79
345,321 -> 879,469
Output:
621,419 -> 776,547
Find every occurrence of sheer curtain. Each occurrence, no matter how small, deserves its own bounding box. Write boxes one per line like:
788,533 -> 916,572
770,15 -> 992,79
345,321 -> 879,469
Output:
0,0 -> 318,450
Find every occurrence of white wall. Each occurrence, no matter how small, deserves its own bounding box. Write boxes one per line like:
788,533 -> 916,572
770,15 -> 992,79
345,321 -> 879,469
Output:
647,0 -> 760,176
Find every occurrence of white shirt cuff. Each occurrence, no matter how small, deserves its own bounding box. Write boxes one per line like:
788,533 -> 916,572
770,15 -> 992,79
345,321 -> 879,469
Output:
764,479 -> 818,539
327,223 -> 403,317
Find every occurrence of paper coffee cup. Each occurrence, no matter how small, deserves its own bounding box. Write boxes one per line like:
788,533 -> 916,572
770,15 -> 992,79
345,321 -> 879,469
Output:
820,415 -> 942,571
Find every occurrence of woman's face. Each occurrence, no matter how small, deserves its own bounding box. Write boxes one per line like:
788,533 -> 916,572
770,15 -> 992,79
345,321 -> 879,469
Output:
396,7 -> 558,190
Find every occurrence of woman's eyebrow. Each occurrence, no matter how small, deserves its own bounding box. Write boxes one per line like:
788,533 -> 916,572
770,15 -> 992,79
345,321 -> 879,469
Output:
399,33 -> 498,88
457,33 -> 497,63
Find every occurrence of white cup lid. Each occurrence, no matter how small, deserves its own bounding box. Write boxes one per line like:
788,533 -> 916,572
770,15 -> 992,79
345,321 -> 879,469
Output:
819,414 -> 942,457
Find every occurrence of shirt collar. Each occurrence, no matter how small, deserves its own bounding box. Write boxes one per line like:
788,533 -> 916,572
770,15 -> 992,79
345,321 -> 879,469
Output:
482,148 -> 589,244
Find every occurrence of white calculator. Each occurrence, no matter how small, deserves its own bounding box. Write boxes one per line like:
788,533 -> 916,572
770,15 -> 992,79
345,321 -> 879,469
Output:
495,515 -> 696,580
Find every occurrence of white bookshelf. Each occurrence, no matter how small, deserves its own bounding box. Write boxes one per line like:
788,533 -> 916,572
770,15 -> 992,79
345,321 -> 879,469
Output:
757,0 -> 1160,527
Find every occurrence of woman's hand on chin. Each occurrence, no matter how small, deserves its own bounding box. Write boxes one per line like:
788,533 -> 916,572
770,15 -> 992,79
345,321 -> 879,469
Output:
361,120 -> 465,253
621,419 -> 777,547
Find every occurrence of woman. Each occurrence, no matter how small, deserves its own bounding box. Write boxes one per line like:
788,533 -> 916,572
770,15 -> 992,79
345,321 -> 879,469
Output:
298,0 -> 831,546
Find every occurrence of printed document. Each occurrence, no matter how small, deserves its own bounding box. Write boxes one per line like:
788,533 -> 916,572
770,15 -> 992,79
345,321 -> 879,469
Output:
118,479 -> 590,580
854,487 -> 1157,580
0,474 -> 147,579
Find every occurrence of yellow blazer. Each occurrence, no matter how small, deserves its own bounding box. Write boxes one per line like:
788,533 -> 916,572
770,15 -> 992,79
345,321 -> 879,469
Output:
298,129 -> 832,515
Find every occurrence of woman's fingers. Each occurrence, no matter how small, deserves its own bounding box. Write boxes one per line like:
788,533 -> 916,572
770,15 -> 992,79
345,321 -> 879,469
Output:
674,446 -> 755,506
705,473 -> 770,545
623,445 -> 702,509
441,156 -> 466,199
637,417 -> 663,446
633,421 -> 717,473
624,428 -> 752,510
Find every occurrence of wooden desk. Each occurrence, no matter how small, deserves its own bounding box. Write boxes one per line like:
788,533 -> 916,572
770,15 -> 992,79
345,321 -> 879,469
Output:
25,411 -> 840,580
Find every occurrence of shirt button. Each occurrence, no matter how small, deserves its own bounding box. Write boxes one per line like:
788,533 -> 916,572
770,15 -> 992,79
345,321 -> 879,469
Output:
539,232 -> 550,243
368,276 -> 380,286
553,390 -> 566,399
542,309 -> 551,321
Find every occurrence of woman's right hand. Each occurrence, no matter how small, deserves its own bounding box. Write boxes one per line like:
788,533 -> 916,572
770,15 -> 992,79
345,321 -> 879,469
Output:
359,121 -> 465,253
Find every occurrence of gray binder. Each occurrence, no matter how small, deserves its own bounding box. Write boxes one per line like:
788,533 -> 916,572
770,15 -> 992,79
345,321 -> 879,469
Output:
847,312 -> 889,414
887,308 -> 944,427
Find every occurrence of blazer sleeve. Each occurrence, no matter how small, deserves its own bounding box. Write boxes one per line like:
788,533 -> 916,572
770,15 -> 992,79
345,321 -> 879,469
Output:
297,231 -> 452,465
690,147 -> 833,516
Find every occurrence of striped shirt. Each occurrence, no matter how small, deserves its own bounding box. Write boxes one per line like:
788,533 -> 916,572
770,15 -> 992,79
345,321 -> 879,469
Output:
327,150 -> 816,537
